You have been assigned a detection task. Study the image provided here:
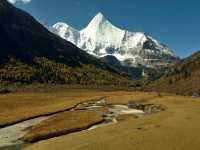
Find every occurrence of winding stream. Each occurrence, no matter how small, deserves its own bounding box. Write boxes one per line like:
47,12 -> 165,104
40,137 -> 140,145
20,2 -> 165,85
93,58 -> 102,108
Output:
0,98 -> 164,150
88,105 -> 145,130
0,117 -> 48,149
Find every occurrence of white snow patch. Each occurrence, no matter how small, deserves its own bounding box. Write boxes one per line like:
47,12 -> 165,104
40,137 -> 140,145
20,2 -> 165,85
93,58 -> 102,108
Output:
51,12 -> 177,67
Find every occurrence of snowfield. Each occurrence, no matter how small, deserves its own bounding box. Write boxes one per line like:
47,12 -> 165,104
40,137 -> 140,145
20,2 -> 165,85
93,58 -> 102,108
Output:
52,12 -> 177,67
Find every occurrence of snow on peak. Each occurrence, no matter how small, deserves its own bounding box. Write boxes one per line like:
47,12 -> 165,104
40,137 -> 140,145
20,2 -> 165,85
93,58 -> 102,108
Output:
52,22 -> 80,44
92,12 -> 105,22
85,13 -> 105,29
87,12 -> 108,26
52,12 -> 177,67
83,12 -> 115,33
53,22 -> 78,35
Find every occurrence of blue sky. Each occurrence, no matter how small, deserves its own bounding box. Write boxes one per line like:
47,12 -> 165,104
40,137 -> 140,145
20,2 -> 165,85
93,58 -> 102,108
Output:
12,0 -> 200,58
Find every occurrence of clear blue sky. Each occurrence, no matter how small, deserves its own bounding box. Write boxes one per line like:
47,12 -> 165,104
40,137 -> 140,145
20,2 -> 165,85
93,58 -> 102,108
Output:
13,0 -> 200,58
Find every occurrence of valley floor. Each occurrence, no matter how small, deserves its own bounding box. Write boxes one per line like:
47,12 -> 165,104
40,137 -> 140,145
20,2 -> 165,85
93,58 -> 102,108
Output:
0,88 -> 199,150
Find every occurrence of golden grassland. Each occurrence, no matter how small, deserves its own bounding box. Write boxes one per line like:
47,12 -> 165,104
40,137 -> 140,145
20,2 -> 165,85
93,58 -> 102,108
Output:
21,91 -> 200,150
22,110 -> 104,143
0,89 -> 104,127
21,91 -> 163,143
0,88 -> 160,127
1,89 -> 200,150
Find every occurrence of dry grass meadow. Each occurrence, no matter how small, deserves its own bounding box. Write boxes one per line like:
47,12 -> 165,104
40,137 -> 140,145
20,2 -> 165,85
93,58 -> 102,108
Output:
0,88 -> 200,150
0,89 -> 105,127
23,93 -> 200,150
0,89 -> 159,127
22,110 -> 104,143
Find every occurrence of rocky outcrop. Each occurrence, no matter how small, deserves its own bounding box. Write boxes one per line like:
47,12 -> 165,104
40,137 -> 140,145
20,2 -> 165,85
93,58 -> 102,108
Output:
128,101 -> 166,114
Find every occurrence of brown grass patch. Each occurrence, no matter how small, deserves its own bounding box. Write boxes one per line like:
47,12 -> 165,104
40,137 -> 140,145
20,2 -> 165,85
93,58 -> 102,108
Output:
0,89 -> 107,127
22,110 -> 104,143
0,89 -> 159,127
24,95 -> 200,150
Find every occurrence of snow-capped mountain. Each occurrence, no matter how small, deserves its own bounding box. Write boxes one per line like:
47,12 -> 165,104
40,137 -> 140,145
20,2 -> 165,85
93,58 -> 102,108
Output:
52,12 -> 178,67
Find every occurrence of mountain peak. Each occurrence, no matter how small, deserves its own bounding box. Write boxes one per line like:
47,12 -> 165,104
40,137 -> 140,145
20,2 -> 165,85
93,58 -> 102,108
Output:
52,12 -> 178,68
84,12 -> 114,31
88,12 -> 107,25
95,12 -> 105,19
94,12 -> 106,21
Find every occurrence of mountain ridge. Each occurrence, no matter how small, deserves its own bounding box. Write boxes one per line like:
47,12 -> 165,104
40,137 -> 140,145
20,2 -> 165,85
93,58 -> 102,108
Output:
0,1 -> 132,85
52,12 -> 178,68
146,51 -> 200,95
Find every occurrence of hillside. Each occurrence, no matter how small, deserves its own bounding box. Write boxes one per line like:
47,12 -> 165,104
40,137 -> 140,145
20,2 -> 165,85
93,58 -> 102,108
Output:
0,0 -> 132,86
147,51 -> 200,95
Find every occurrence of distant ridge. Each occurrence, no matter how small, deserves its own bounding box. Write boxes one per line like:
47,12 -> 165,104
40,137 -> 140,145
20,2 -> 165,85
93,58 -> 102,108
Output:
147,51 -> 200,95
